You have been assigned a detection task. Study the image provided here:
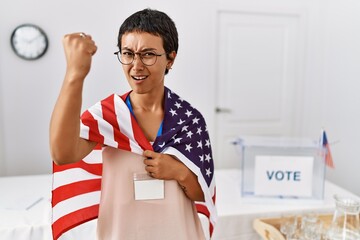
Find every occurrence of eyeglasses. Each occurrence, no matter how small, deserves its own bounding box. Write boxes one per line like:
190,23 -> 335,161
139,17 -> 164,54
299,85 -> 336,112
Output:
114,50 -> 167,66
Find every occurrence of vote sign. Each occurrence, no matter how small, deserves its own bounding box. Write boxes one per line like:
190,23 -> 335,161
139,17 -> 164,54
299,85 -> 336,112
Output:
254,155 -> 314,197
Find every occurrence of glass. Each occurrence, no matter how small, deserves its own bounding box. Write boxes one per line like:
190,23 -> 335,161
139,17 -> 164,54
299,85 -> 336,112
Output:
114,50 -> 167,66
300,212 -> 323,240
326,194 -> 360,240
280,213 -> 298,240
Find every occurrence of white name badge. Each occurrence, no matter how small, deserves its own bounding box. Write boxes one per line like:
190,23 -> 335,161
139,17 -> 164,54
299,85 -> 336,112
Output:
254,155 -> 314,197
133,173 -> 164,200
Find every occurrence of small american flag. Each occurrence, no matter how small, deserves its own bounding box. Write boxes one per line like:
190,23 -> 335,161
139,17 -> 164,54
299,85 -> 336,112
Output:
321,130 -> 335,168
51,87 -> 217,239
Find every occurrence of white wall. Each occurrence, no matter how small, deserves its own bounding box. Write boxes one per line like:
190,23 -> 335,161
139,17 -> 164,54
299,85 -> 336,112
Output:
1,0 -> 360,196
0,89 -> 4,176
301,0 -> 360,196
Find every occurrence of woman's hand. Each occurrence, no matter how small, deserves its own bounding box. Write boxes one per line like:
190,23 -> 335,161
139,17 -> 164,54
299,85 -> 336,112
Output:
62,32 -> 97,82
143,150 -> 184,180
143,150 -> 205,202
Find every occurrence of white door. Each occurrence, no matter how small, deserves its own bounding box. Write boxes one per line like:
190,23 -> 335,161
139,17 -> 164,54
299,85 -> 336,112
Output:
214,10 -> 305,169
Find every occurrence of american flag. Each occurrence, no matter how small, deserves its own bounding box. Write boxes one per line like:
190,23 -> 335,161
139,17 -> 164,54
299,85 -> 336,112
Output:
51,87 -> 217,239
321,130 -> 335,168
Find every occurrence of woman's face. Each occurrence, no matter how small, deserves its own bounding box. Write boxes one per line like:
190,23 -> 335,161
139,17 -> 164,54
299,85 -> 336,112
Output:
120,32 -> 175,95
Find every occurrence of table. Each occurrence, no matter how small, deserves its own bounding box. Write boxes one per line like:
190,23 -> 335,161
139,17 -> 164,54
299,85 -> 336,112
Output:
1,169 -> 359,240
212,170 -> 360,239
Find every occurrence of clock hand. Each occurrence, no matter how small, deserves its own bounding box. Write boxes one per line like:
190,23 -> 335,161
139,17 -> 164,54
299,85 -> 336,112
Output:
28,34 -> 43,43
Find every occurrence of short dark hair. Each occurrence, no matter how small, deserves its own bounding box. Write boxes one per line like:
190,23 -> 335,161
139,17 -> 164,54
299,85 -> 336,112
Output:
117,8 -> 178,74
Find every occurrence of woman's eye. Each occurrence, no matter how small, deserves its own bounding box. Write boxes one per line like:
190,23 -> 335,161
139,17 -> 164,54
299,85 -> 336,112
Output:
122,52 -> 134,56
143,52 -> 156,57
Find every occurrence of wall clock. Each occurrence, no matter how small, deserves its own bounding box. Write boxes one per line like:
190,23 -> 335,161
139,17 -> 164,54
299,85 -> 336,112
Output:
10,23 -> 49,60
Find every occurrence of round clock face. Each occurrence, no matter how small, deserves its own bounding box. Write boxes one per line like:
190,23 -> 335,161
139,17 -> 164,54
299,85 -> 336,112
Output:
10,24 -> 49,60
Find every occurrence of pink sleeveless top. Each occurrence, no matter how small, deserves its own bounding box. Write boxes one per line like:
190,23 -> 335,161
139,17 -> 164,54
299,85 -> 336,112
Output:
96,147 -> 205,240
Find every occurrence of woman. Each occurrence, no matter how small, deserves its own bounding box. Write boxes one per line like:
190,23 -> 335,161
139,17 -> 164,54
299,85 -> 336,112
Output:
50,8 -> 216,240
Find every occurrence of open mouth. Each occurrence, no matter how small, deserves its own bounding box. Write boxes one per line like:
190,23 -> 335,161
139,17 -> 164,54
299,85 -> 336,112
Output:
132,75 -> 148,81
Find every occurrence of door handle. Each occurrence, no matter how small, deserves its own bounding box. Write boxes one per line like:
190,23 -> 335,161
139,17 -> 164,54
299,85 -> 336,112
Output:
215,107 -> 232,113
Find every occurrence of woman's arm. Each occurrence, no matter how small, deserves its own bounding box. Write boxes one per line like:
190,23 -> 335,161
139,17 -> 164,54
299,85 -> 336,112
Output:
49,33 -> 97,165
174,163 -> 205,202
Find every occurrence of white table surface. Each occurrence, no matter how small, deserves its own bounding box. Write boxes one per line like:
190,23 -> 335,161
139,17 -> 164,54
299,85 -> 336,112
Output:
1,169 -> 359,240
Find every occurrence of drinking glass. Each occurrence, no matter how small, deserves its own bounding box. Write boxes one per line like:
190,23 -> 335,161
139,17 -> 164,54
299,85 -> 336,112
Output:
301,213 -> 322,240
280,213 -> 298,240
326,194 -> 360,240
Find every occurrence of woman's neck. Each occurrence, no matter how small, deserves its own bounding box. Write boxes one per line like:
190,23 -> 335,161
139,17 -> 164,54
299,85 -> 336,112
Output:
129,88 -> 165,112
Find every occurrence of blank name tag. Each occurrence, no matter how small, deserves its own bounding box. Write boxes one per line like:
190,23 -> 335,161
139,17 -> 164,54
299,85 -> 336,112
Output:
133,173 -> 164,200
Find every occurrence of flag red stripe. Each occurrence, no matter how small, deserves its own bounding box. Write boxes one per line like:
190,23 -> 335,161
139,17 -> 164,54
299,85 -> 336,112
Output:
325,144 -> 334,168
52,179 -> 102,207
196,204 -> 210,219
81,110 -> 104,144
212,188 -> 216,204
53,160 -> 102,176
101,95 -> 132,151
52,204 -> 99,240
196,203 -> 214,236
322,131 -> 335,168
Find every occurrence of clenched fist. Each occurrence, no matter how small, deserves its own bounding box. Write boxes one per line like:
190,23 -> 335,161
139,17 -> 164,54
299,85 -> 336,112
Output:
62,32 -> 97,82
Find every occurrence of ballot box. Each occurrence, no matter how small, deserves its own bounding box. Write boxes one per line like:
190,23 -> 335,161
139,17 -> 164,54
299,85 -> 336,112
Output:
236,136 -> 326,202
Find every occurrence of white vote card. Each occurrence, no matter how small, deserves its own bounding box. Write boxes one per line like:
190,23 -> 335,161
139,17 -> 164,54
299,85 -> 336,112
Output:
254,155 -> 314,197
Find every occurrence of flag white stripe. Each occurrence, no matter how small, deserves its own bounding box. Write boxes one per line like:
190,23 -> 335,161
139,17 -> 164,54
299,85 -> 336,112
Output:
52,191 -> 101,223
80,121 -> 89,140
82,149 -> 103,164
208,174 -> 216,198
53,168 -> 101,190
